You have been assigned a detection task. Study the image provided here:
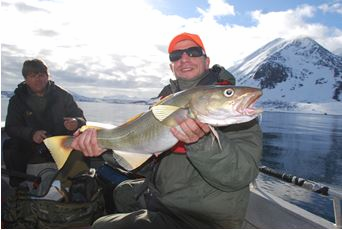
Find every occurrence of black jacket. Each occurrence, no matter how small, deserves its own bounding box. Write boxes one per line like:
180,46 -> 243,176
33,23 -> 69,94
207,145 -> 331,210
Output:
5,80 -> 86,142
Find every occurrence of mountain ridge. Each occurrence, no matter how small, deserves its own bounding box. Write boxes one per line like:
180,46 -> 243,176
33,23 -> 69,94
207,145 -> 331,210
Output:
228,36 -> 342,111
1,90 -> 153,105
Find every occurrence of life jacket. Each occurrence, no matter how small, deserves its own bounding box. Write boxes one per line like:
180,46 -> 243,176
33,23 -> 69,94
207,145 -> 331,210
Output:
158,64 -> 236,154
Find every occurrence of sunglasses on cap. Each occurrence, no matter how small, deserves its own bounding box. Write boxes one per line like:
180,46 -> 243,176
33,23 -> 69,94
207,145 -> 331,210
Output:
169,46 -> 206,62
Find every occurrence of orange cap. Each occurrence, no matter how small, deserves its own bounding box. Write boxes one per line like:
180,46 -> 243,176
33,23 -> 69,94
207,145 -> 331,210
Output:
168,32 -> 206,53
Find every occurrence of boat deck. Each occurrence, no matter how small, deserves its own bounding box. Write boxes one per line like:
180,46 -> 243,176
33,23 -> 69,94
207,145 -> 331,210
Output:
244,183 -> 336,229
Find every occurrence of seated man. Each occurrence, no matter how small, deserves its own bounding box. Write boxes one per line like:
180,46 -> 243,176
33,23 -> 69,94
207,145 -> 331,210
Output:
4,59 -> 86,187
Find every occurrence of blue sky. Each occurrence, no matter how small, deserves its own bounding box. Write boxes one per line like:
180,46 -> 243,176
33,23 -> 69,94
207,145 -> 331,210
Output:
1,0 -> 342,98
150,0 -> 342,27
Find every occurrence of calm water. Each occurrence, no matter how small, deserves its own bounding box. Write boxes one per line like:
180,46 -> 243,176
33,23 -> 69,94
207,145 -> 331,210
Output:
1,99 -> 342,222
257,112 -> 342,222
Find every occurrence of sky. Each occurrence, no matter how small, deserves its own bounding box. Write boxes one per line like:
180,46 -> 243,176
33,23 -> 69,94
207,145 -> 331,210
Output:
1,0 -> 342,99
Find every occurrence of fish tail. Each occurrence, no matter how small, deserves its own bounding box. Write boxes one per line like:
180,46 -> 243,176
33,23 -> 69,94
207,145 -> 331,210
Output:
44,135 -> 73,170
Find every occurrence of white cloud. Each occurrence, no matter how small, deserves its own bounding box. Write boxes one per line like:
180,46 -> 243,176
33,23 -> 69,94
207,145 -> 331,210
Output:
197,0 -> 235,18
250,5 -> 316,39
319,2 -> 342,14
1,0 -> 341,98
246,5 -> 342,55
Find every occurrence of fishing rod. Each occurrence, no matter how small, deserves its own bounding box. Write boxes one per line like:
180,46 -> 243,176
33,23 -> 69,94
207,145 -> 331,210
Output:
258,165 -> 331,195
258,165 -> 342,228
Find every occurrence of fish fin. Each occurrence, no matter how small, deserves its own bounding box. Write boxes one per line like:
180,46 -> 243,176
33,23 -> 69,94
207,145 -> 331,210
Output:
152,105 -> 181,122
208,125 -> 222,150
152,94 -> 173,107
44,135 -> 73,170
115,112 -> 145,128
126,112 -> 144,123
112,150 -> 152,171
79,125 -> 103,132
258,113 -> 262,124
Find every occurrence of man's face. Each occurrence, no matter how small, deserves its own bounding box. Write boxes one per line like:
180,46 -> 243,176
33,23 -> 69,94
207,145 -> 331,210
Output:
169,40 -> 210,80
25,72 -> 49,96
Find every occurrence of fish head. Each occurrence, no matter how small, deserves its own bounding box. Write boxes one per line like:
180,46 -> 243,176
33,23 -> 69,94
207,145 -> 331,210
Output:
189,86 -> 263,126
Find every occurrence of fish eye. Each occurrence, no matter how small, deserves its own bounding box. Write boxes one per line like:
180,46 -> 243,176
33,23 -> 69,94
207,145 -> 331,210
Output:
224,89 -> 234,97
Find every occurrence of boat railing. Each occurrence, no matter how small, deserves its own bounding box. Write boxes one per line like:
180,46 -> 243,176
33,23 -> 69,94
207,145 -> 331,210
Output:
258,165 -> 342,228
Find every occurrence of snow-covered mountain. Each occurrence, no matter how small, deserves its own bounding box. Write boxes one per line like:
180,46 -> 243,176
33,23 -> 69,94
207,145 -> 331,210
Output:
1,91 -> 14,98
228,37 -> 342,114
334,47 -> 342,56
1,90 -> 152,105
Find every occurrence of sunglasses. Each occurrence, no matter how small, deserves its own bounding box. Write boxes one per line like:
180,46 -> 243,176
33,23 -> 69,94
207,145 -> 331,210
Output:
169,46 -> 206,62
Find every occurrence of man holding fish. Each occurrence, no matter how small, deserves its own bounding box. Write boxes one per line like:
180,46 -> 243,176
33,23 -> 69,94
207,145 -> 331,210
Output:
71,32 -> 263,228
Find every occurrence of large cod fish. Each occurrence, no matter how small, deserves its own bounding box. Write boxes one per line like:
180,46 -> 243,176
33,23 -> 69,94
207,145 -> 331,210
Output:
44,85 -> 262,170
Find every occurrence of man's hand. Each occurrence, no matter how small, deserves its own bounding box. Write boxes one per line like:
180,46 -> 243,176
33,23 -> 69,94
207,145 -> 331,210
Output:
33,130 -> 48,144
170,118 -> 210,144
71,128 -> 105,157
64,117 -> 78,131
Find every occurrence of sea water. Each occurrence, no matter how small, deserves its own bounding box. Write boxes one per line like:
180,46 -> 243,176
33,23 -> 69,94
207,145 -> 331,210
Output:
2,99 -> 341,222
257,111 -> 342,222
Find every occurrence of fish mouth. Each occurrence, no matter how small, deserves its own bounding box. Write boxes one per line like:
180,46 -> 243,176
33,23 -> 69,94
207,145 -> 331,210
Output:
237,91 -> 263,116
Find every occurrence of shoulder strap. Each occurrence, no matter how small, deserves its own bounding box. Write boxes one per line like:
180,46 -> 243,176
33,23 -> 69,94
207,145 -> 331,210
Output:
211,64 -> 236,85
157,85 -> 172,98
